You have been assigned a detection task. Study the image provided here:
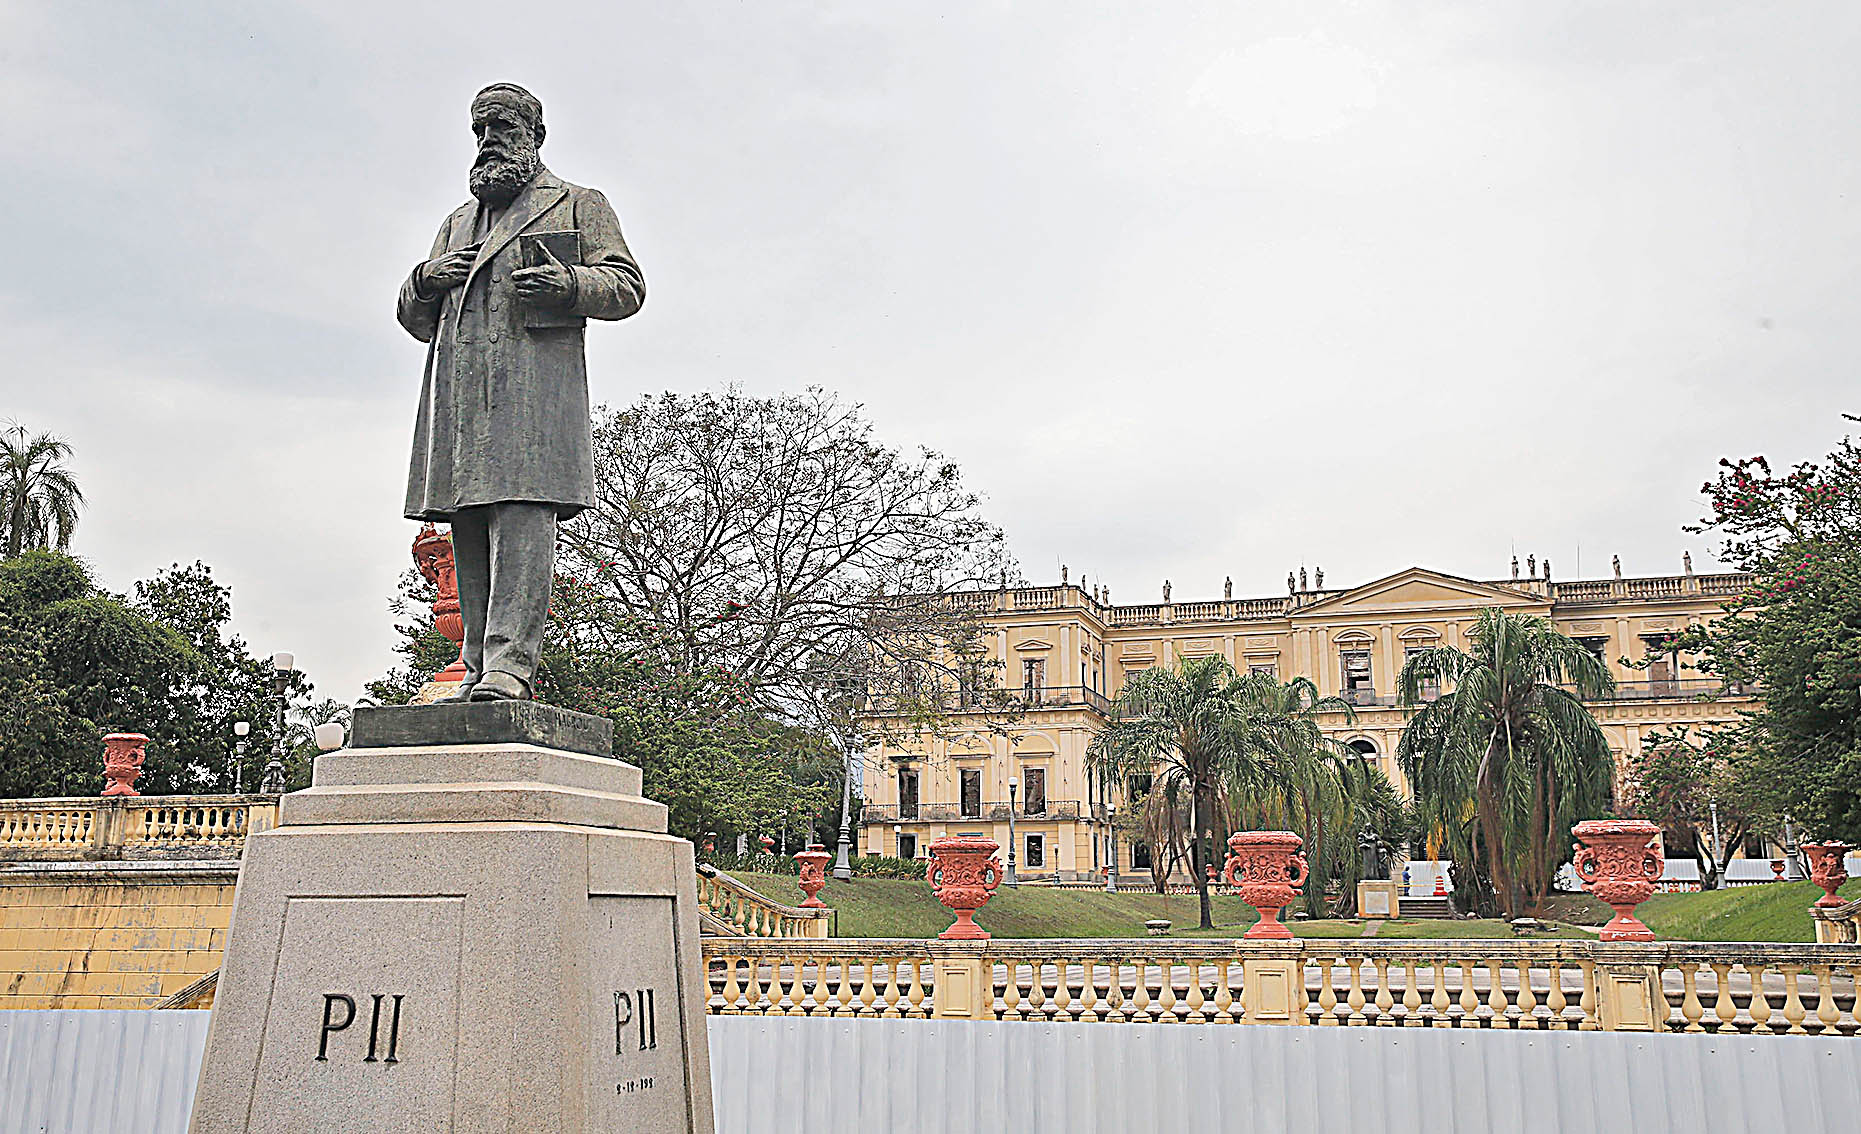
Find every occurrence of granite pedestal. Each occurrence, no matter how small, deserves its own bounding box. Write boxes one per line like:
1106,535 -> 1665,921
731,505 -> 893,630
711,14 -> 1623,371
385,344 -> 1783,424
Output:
188,703 -> 714,1133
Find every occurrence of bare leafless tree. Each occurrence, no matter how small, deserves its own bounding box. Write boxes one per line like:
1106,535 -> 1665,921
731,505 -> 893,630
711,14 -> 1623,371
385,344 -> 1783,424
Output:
560,389 -> 1021,759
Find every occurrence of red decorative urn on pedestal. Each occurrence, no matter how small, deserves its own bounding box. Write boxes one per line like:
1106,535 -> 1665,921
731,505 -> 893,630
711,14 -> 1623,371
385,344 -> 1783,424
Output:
928,835 -> 1003,940
794,844 -> 832,909
1802,841 -> 1852,908
1222,830 -> 1308,941
1572,818 -> 1664,942
1771,859 -> 1786,881
412,524 -> 467,683
101,733 -> 150,797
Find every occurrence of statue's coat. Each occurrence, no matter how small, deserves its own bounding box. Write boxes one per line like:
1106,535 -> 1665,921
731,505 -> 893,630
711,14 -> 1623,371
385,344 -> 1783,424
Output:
397,167 -> 644,520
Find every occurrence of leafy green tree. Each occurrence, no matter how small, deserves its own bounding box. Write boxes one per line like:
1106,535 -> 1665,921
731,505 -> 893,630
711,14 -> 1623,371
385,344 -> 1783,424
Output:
1,423 -> 84,559
1396,608 -> 1615,919
0,552 -> 310,797
1625,724 -> 1778,888
1664,425 -> 1861,842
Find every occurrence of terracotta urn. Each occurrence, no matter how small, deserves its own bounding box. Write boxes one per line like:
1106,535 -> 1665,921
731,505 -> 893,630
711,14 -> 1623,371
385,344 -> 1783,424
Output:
1222,830 -> 1308,941
928,835 -> 1003,940
101,733 -> 150,797
1802,841 -> 1852,908
1771,859 -> 1786,881
794,844 -> 832,909
412,524 -> 467,682
1572,818 -> 1663,942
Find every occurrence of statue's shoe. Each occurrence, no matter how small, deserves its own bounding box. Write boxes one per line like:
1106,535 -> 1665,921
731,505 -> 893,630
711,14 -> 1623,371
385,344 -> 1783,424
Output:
470,670 -> 532,701
431,682 -> 478,704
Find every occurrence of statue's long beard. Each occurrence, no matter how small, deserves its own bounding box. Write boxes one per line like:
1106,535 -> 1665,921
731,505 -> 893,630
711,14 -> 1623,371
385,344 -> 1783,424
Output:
469,145 -> 540,207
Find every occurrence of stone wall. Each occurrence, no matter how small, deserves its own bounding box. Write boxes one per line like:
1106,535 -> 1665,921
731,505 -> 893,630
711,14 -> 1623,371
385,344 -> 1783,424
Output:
0,861 -> 236,1009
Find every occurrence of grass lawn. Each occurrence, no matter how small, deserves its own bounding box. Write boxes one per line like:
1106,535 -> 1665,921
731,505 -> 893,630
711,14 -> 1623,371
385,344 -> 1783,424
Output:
731,871 -> 1856,942
1541,879 -> 1859,942
729,873 -> 1586,941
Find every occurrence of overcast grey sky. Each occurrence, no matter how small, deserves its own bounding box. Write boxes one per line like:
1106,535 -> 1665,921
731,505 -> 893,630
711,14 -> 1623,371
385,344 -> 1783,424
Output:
4,2 -> 1857,702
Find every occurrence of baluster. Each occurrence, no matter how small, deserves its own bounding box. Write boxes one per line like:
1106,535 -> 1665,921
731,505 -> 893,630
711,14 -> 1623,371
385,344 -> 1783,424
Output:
1486,961 -> 1510,1029
1079,959 -> 1100,1022
858,959 -> 879,1016
1402,961 -> 1424,1026
806,956 -> 829,1016
1345,956 -> 1366,1025
781,955 -> 802,1016
719,956 -> 742,1014
881,959 -> 904,1018
1429,961 -> 1452,1027
1213,959 -> 1235,1024
1515,961 -> 1537,1029
756,957 -> 778,1015
1577,961 -> 1599,1031
1294,954 -> 1314,1026
1178,959 -> 1203,1022
1457,962 -> 1479,1027
1105,956 -> 1129,1022
1131,958 -> 1152,1022
1781,966 -> 1808,1034
834,957 -> 856,1016
908,958 -> 930,1018
1373,958 -> 1394,1026
1680,964 -> 1705,1032
1316,956 -> 1339,1025
1747,964 -> 1773,1034
1158,960 -> 1178,1023
1001,959 -> 1023,1021
1814,965 -> 1840,1035
1710,963 -> 1737,1034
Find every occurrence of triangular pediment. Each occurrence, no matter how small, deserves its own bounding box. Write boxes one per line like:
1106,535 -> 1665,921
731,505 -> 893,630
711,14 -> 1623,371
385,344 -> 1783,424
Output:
1292,568 -> 1546,618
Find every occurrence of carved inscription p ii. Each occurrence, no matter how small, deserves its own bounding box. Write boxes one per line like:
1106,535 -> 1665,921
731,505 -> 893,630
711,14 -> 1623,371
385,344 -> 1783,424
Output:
316,992 -> 405,1064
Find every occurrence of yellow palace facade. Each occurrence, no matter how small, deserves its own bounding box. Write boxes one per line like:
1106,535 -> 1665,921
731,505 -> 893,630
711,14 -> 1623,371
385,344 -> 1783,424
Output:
857,564 -> 1754,881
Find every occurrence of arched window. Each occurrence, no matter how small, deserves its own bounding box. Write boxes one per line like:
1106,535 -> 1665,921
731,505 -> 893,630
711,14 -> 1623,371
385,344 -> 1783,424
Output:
1348,738 -> 1378,759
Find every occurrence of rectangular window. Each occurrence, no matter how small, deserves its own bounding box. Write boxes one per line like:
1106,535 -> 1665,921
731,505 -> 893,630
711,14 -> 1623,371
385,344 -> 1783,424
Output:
898,833 -> 917,860
1403,646 -> 1439,700
1022,658 -> 1045,703
1022,767 -> 1047,816
898,769 -> 919,820
1342,650 -> 1373,702
1132,841 -> 1153,870
1249,662 -> 1278,679
960,768 -> 982,819
1024,834 -> 1045,869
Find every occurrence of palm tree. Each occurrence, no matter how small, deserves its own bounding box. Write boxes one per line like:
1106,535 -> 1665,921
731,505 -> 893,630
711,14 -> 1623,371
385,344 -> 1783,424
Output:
1396,608 -> 1615,919
1089,656 -> 1251,929
1,423 -> 84,559
1224,674 -> 1387,917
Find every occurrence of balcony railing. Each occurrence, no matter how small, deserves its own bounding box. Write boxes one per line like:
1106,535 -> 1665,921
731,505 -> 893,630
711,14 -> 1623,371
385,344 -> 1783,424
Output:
695,865 -> 831,939
703,938 -> 1861,1035
0,796 -> 279,862
866,685 -> 1115,718
863,801 -> 1084,824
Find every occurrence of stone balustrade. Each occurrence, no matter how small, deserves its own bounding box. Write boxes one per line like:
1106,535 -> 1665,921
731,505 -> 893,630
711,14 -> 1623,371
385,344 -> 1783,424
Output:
0,796 -> 278,862
1813,899 -> 1861,945
696,864 -> 832,938
702,938 -> 1860,1034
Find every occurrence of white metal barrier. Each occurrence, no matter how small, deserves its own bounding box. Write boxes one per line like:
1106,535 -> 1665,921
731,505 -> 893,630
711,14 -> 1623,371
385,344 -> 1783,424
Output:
6,1010 -> 1861,1133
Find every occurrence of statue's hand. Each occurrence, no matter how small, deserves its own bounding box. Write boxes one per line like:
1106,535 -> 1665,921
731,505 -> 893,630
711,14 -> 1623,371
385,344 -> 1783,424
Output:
512,244 -> 577,304
417,244 -> 481,294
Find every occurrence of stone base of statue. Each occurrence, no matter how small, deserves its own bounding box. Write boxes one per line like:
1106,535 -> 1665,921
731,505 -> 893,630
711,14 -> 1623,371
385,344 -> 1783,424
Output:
188,702 -> 714,1133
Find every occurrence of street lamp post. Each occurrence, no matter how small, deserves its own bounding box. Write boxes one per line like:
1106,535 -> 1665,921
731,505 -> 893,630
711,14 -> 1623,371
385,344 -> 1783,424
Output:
230,720 -> 250,793
833,746 -> 856,882
1709,800 -> 1724,890
1104,800 -> 1119,892
1783,814 -> 1807,881
1006,776 -> 1019,886
259,652 -> 294,794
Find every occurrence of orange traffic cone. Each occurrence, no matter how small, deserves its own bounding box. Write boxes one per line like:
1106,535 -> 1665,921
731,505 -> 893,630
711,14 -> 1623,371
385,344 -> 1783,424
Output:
1433,873 -> 1446,897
